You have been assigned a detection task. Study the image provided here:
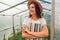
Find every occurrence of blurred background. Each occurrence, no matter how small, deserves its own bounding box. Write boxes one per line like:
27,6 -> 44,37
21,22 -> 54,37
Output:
0,0 -> 60,40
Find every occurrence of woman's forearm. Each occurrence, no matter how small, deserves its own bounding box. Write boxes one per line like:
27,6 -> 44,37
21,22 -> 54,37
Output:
29,31 -> 49,38
22,32 -> 36,38
28,25 -> 49,38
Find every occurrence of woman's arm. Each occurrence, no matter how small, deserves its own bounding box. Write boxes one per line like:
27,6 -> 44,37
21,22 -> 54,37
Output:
22,32 -> 36,38
22,24 -> 37,38
26,25 -> 49,38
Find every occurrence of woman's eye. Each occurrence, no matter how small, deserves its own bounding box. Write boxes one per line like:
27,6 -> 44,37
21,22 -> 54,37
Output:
32,7 -> 34,8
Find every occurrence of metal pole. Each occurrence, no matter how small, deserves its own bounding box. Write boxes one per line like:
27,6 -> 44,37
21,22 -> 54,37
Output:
12,16 -> 16,40
3,34 -> 6,40
51,0 -> 55,40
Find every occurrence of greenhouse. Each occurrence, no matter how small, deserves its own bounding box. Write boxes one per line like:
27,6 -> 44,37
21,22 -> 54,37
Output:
0,0 -> 60,40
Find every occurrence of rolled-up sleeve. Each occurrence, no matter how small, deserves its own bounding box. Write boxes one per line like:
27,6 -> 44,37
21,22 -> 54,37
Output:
42,18 -> 47,25
23,18 -> 29,27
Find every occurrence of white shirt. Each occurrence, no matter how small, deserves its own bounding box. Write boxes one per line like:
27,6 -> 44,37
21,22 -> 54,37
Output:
23,17 -> 46,27
23,17 -> 47,40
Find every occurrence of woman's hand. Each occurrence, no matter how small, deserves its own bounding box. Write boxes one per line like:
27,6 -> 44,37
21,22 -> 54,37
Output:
25,27 -> 31,33
22,24 -> 37,38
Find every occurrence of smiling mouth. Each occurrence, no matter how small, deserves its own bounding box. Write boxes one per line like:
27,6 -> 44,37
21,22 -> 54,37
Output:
30,10 -> 34,12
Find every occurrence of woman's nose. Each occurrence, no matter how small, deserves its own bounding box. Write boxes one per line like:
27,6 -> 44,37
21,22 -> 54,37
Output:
29,9 -> 32,11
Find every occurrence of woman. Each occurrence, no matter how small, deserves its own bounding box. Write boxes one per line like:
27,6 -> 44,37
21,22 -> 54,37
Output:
22,0 -> 49,40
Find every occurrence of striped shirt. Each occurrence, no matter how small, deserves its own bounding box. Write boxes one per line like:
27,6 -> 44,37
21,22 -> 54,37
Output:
23,17 -> 46,40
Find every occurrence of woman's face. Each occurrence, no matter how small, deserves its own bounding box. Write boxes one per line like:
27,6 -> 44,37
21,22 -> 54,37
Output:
29,4 -> 36,15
